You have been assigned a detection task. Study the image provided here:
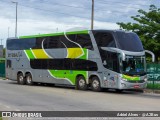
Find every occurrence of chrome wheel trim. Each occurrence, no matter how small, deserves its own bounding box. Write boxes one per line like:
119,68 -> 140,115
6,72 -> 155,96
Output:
92,79 -> 99,89
79,79 -> 85,88
27,76 -> 32,84
19,76 -> 24,83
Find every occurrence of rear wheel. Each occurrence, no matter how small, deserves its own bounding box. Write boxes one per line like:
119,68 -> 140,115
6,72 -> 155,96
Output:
76,76 -> 87,90
17,73 -> 25,85
91,76 -> 101,92
26,73 -> 33,85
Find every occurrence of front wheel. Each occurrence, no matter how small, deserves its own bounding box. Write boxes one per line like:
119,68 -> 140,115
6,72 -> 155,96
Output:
26,73 -> 34,85
91,76 -> 101,92
76,76 -> 87,90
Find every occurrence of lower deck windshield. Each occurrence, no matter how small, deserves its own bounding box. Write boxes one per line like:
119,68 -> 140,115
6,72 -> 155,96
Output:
122,56 -> 146,76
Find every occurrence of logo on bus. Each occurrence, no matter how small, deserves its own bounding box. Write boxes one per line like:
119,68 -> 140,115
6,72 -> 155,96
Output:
8,52 -> 22,58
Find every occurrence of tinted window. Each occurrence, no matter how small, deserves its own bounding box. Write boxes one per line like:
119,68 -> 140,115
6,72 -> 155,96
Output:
30,59 -> 42,69
60,35 -> 77,48
94,32 -> 116,47
75,34 -> 93,50
30,59 -> 98,71
71,59 -> 97,71
100,50 -> 119,72
32,37 -> 43,49
115,32 -> 144,52
7,34 -> 93,50
63,34 -> 93,50
7,38 -> 36,50
43,36 -> 64,49
6,60 -> 11,68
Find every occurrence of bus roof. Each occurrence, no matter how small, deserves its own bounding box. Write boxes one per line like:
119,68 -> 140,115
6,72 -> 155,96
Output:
19,30 -> 89,39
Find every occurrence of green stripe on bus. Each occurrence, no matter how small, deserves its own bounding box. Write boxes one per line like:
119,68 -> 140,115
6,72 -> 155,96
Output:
19,30 -> 89,39
122,74 -> 140,81
79,49 -> 88,60
25,50 -> 35,59
49,70 -> 87,85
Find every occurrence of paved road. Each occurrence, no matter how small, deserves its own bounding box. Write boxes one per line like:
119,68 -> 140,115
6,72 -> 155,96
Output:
0,79 -> 160,111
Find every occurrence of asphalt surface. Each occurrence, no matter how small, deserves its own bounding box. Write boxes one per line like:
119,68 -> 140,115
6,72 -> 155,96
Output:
0,79 -> 160,111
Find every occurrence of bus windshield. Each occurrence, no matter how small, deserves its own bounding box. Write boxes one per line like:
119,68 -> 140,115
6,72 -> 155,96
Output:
115,32 -> 144,52
122,56 -> 146,76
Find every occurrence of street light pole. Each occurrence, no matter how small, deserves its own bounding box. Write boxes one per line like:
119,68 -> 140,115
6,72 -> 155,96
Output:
8,27 -> 10,38
12,1 -> 18,37
91,0 -> 94,30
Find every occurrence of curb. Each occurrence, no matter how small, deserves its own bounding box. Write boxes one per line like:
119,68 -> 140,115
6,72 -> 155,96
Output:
144,89 -> 160,94
0,77 -> 6,80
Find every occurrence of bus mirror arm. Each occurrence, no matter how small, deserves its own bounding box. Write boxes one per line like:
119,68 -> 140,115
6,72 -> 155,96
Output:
101,47 -> 125,61
145,50 -> 155,62
119,50 -> 125,61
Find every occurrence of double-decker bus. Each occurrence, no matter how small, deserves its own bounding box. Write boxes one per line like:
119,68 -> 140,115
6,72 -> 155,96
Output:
6,30 -> 154,92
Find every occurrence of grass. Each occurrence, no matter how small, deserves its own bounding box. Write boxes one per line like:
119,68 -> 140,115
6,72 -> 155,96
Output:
147,83 -> 160,89
0,77 -> 6,80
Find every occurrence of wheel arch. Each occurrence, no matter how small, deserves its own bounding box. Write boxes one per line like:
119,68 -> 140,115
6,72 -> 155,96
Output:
17,71 -> 24,77
89,73 -> 101,85
76,74 -> 89,84
25,71 -> 33,77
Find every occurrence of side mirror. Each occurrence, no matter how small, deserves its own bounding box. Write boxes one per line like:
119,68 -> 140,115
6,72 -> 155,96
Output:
101,47 -> 126,61
145,50 -> 155,62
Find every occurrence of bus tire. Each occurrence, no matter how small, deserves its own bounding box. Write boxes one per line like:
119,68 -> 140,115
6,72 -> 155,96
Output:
76,76 -> 87,90
26,73 -> 33,85
91,76 -> 101,92
17,73 -> 25,85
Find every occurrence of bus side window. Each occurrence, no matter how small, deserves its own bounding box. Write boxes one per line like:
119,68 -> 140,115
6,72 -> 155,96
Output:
60,35 -> 77,48
75,34 -> 94,50
48,36 -> 63,48
94,32 -> 116,48
98,46 -> 120,72
7,60 -> 11,68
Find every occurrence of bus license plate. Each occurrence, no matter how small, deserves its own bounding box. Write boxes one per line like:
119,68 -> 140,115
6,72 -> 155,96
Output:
134,85 -> 140,88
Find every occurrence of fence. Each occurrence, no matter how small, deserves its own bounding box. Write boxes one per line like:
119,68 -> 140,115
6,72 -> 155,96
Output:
0,58 -> 5,78
147,63 -> 160,90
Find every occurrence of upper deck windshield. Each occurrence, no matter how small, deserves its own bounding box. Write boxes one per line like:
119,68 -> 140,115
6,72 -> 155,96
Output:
93,30 -> 144,52
122,56 -> 146,76
115,32 -> 144,52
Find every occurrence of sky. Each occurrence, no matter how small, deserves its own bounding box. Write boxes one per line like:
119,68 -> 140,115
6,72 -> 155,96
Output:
0,0 -> 159,46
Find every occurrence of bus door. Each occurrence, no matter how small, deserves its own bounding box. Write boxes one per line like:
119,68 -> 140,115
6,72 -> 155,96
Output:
6,59 -> 15,79
6,60 -> 13,78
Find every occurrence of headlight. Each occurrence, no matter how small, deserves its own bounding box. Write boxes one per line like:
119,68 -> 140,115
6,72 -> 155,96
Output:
123,79 -> 128,81
121,78 -> 127,81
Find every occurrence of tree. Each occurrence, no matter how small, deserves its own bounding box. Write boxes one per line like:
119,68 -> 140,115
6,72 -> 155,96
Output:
3,48 -> 5,58
117,5 -> 160,62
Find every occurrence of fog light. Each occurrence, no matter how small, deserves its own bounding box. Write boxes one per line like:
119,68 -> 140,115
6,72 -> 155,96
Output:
121,83 -> 126,88
123,79 -> 127,81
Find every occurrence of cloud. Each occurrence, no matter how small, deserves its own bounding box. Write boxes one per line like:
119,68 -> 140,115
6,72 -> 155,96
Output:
0,0 -> 159,46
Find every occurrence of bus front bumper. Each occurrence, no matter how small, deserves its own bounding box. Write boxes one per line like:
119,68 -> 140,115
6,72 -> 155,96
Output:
119,81 -> 147,90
